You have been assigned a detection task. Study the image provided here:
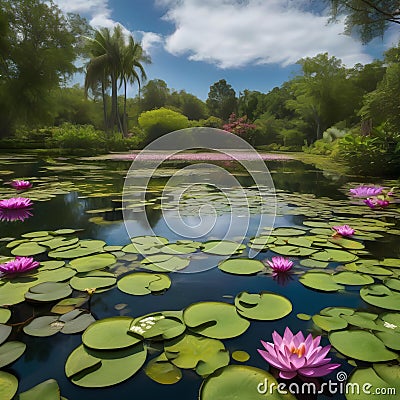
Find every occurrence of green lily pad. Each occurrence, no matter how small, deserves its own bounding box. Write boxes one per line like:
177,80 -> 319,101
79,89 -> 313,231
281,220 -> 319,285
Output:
145,353 -> 182,384
25,282 -> 72,302
361,285 -> 400,310
234,292 -> 292,321
21,231 -> 50,238
199,365 -> 296,400
329,330 -> 397,362
375,331 -> 400,350
82,316 -> 140,350
383,278 -> 400,292
270,245 -> 316,257
231,351 -> 250,362
70,271 -> 116,291
129,311 -> 185,340
65,343 -> 147,388
140,255 -> 190,272
0,324 -> 12,345
69,254 -> 116,273
312,315 -> 348,332
300,259 -> 329,269
272,228 -> 307,236
183,302 -> 250,339
218,259 -> 264,275
0,371 -> 18,400
356,265 -> 393,276
320,307 -> 355,317
329,237 -> 365,250
39,237 -> 79,250
39,261 -> 66,270
296,313 -> 312,321
299,272 -> 344,292
23,316 -> 60,337
202,241 -> 245,256
311,249 -> 358,263
48,240 -> 106,259
0,308 -> 11,324
332,271 -> 374,286
117,272 -> 171,295
11,242 -> 47,256
164,333 -> 229,377
346,365 -> 400,400
0,341 -> 26,368
17,379 -> 61,400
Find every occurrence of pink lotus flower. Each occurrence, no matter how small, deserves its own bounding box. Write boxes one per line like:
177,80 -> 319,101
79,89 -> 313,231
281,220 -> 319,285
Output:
0,197 -> 33,210
332,225 -> 355,237
258,327 -> 340,379
350,185 -> 384,198
10,180 -> 32,190
364,198 -> 390,209
0,208 -> 33,222
0,256 -> 39,275
266,256 -> 293,273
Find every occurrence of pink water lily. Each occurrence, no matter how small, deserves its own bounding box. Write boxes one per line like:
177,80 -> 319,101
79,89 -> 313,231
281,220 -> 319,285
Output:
0,256 -> 39,275
258,327 -> 340,379
266,256 -> 293,274
364,197 -> 390,209
10,180 -> 32,190
332,225 -> 355,237
0,197 -> 33,210
350,185 -> 384,198
0,208 -> 33,222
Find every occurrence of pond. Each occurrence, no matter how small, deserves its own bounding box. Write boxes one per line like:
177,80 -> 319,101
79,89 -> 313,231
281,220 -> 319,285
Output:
0,151 -> 399,400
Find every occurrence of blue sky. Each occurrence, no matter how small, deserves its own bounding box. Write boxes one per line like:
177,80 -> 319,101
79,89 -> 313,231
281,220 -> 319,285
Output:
54,0 -> 399,100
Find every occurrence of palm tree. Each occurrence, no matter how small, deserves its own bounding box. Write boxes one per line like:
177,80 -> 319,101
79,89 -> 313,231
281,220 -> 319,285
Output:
119,36 -> 150,136
85,26 -> 150,135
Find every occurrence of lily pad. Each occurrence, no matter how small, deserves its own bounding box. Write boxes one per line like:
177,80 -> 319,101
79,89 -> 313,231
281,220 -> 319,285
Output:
0,341 -> 26,368
82,316 -> 140,350
231,351 -> 250,362
0,308 -> 11,324
218,259 -> 264,275
117,272 -> 171,295
360,285 -> 400,310
11,242 -> 47,256
332,271 -> 374,286
129,311 -> 185,340
0,323 -> 12,345
329,330 -> 397,362
312,315 -> 348,332
25,282 -> 72,302
145,353 -> 182,384
17,379 -> 61,400
183,302 -> 250,339
164,333 -> 229,377
202,241 -> 245,256
65,343 -> 147,388
70,271 -> 116,291
311,249 -> 358,263
299,272 -> 344,292
69,253 -> 116,273
0,371 -> 18,400
199,365 -> 295,400
235,291 -> 292,321
270,245 -> 316,257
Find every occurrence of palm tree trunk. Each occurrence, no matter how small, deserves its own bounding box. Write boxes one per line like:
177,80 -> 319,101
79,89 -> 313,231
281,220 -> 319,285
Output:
101,80 -> 108,134
110,73 -> 118,132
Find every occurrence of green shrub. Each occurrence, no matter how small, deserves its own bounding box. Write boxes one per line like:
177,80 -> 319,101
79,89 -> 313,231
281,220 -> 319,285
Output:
138,108 -> 190,144
46,123 -> 106,151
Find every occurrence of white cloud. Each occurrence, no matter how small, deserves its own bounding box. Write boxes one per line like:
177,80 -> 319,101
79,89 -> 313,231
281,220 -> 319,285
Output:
161,0 -> 372,68
53,0 -> 159,52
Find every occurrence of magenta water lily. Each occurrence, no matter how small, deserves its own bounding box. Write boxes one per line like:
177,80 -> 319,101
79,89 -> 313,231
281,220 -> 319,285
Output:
258,327 -> 340,379
10,180 -> 32,190
0,256 -> 39,275
332,225 -> 355,237
266,256 -> 293,274
349,185 -> 384,198
0,197 -> 33,210
364,197 -> 390,209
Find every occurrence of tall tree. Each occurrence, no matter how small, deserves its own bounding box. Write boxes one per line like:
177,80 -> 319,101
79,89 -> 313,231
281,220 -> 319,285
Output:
0,0 -> 88,136
326,0 -> 400,42
140,79 -> 170,111
85,26 -> 149,134
206,79 -> 237,121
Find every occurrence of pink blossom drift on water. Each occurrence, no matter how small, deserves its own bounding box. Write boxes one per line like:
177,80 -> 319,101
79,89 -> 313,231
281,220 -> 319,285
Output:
0,197 -> 33,209
258,327 -> 340,379
332,225 -> 355,237
10,180 -> 32,190
266,256 -> 293,273
350,185 -> 384,198
0,256 -> 39,275
107,152 -> 294,162
364,198 -> 390,209
0,208 -> 33,222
